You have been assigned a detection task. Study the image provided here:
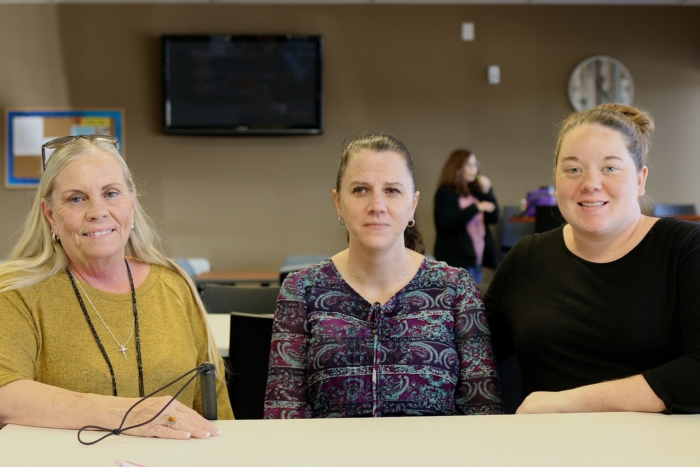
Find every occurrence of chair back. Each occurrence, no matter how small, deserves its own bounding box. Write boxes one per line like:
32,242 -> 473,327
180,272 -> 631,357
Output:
279,254 -> 328,282
652,204 -> 697,217
202,284 -> 280,314
228,312 -> 274,420
202,286 -> 279,419
173,257 -> 211,278
500,206 -> 536,258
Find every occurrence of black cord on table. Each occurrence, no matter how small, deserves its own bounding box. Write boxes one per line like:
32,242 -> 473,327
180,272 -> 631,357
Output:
77,365 -> 207,445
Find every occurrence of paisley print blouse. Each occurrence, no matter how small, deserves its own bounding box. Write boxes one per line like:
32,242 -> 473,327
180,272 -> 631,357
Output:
264,259 -> 503,418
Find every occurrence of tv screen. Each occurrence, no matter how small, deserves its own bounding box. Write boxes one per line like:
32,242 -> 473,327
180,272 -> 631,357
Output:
162,35 -> 323,135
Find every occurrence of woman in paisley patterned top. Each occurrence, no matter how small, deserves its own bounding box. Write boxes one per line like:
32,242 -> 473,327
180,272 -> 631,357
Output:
264,134 -> 504,418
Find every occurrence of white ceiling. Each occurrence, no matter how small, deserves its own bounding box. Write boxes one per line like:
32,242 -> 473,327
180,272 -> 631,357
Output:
0,0 -> 698,5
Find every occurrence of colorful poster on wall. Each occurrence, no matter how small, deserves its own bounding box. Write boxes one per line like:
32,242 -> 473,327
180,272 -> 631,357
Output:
4,108 -> 124,189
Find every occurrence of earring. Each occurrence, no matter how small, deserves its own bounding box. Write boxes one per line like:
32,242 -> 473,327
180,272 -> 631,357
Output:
131,221 -> 135,231
51,231 -> 60,241
407,218 -> 416,228
338,217 -> 346,226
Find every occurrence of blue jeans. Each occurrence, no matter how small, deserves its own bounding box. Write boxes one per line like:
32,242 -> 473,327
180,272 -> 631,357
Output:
465,265 -> 483,285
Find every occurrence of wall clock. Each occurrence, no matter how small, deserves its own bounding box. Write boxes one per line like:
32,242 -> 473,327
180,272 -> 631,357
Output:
568,56 -> 634,111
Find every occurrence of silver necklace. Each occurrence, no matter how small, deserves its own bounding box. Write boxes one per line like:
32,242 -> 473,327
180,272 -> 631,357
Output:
73,275 -> 135,360
347,253 -> 409,298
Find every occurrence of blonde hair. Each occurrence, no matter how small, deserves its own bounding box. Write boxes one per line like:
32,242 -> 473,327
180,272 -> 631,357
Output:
0,139 -> 225,379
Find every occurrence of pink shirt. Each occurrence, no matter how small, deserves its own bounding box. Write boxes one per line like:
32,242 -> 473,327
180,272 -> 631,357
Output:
459,194 -> 486,265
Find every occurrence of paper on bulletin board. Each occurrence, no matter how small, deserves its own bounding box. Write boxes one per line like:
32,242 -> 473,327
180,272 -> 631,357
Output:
4,108 -> 124,189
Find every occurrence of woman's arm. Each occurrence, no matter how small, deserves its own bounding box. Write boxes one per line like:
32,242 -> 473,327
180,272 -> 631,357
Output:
453,270 -> 504,415
0,379 -> 219,438
263,273 -> 313,419
516,375 -> 665,414
479,187 -> 500,225
640,224 -> 700,413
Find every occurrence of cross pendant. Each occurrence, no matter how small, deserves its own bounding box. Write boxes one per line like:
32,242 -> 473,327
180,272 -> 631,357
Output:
118,346 -> 128,360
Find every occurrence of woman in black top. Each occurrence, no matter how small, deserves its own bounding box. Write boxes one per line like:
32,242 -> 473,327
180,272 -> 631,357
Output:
485,104 -> 700,414
434,149 -> 499,284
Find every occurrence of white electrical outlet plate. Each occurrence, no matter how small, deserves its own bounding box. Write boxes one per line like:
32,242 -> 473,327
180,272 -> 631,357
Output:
461,23 -> 474,41
488,65 -> 500,84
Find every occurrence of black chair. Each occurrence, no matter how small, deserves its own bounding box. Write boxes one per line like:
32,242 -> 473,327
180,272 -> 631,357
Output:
500,206 -> 536,258
201,285 -> 279,418
279,254 -> 328,282
535,205 -> 566,233
228,312 -> 274,420
653,204 -> 697,217
201,284 -> 280,314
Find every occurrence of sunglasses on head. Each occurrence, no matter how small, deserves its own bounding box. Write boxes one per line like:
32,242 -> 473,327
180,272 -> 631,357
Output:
41,134 -> 120,171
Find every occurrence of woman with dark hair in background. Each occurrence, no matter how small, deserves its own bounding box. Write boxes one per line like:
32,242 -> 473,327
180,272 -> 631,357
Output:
486,104 -> 700,414
264,134 -> 503,418
434,149 -> 499,284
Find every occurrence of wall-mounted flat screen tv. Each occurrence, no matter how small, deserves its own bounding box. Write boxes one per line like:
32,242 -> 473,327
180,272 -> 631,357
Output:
162,35 -> 323,135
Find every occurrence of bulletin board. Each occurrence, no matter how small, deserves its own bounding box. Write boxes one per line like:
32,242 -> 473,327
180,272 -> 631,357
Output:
4,108 -> 124,189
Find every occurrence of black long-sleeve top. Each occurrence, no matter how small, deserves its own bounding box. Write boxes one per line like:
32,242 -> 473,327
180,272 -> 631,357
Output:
433,185 -> 500,269
484,218 -> 700,414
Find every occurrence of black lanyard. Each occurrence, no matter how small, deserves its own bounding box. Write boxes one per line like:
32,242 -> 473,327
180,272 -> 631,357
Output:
66,259 -> 144,397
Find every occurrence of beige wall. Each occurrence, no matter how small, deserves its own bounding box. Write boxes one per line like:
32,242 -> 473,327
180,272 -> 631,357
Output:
1,4 -> 699,269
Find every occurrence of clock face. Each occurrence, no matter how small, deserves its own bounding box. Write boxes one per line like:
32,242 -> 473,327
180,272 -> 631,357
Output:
568,56 -> 635,111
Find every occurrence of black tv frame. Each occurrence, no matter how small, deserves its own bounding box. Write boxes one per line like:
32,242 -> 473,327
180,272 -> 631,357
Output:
161,34 -> 324,136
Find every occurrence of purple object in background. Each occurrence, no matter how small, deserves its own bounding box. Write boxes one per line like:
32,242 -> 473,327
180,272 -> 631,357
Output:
523,186 -> 557,217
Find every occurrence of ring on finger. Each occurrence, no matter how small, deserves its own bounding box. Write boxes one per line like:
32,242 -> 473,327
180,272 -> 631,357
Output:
166,415 -> 177,428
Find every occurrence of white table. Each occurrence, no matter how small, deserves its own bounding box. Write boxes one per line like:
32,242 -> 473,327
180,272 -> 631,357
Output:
1,413 -> 699,466
205,313 -> 230,357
